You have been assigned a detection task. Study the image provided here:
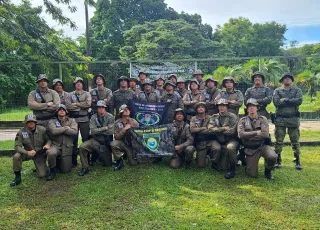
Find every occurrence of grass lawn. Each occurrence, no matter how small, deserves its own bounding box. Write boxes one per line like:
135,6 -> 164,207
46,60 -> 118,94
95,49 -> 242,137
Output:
0,107 -> 31,121
0,146 -> 319,229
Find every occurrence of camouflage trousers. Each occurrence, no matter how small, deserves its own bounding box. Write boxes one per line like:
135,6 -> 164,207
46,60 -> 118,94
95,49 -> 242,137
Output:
12,152 -> 48,178
274,125 -> 300,158
211,140 -> 239,170
245,145 -> 277,178
170,146 -> 196,168
79,139 -> 112,169
47,145 -> 73,173
110,140 -> 138,166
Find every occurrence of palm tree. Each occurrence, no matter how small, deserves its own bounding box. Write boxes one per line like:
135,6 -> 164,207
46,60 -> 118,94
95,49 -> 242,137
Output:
213,64 -> 244,84
296,70 -> 320,101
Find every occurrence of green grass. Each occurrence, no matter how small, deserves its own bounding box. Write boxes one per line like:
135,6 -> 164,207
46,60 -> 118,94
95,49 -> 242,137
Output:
0,107 -> 31,121
0,146 -> 319,229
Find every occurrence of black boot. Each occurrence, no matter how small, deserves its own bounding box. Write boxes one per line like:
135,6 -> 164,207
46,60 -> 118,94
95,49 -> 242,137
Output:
224,165 -> 235,179
114,159 -> 124,171
10,171 -> 21,187
78,168 -> 89,176
185,161 -> 191,170
47,168 -> 56,181
264,168 -> 274,180
237,148 -> 247,166
211,162 -> 221,172
72,154 -> 78,168
275,154 -> 282,168
294,157 -> 303,170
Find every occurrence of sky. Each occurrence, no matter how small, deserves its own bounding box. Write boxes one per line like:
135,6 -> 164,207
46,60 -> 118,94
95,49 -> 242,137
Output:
12,0 -> 320,47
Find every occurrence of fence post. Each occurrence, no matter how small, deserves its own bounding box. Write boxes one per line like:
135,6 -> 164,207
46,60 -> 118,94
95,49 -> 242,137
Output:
194,61 -> 198,71
129,62 -> 132,78
59,63 -> 62,80
258,57 -> 261,72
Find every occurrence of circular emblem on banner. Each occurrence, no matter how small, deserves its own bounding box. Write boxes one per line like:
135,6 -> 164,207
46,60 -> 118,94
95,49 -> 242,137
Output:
135,112 -> 161,126
188,68 -> 194,74
147,138 -> 158,151
133,69 -> 140,77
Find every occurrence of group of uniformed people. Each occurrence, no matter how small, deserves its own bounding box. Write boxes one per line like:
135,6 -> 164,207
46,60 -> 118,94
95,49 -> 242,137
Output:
10,70 -> 303,186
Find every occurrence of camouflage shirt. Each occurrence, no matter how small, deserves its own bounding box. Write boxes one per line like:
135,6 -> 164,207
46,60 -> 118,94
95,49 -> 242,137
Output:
66,90 -> 92,123
161,93 -> 184,123
203,87 -> 221,115
215,89 -> 243,115
183,91 -> 205,116
90,87 -> 113,113
114,118 -> 139,146
90,112 -> 115,143
109,89 -> 135,118
273,86 -> 302,127
136,91 -> 161,103
172,121 -> 194,149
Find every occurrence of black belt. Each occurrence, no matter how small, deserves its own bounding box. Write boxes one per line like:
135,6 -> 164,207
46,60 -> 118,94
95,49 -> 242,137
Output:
70,111 -> 88,118
276,112 -> 300,118
37,114 -> 55,121
244,144 -> 263,150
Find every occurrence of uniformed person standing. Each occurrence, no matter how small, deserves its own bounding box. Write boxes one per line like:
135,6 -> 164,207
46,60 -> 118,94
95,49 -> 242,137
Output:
52,79 -> 68,105
175,77 -> 190,98
136,79 -> 161,103
273,73 -> 303,170
238,98 -> 277,179
244,72 -> 273,118
47,104 -> 78,180
109,76 -> 135,119
111,104 -> 139,170
183,79 -> 205,120
160,81 -> 184,123
78,100 -> 114,176
137,71 -> 147,90
170,108 -> 195,169
203,76 -> 220,115
90,74 -> 113,114
215,76 -> 243,116
190,102 -> 213,168
193,69 -> 206,91
208,99 -> 239,179
10,114 -> 51,186
65,77 -> 92,167
154,75 -> 167,98
28,74 -> 60,128
129,76 -> 141,95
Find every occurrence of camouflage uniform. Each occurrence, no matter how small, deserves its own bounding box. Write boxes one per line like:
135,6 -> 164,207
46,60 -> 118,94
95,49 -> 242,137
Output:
193,70 -> 206,91
273,73 -> 303,168
79,106 -> 115,171
208,108 -> 239,171
190,104 -> 213,168
203,77 -> 221,115
28,75 -> 61,128
129,76 -> 141,96
161,81 -> 184,123
170,109 -> 196,168
244,72 -> 272,118
136,79 -> 161,103
47,105 -> 78,173
238,99 -> 277,178
183,90 -> 205,119
52,79 -> 68,105
109,76 -> 135,119
13,115 -> 51,178
65,77 -> 92,164
90,87 -> 113,113
111,117 -> 139,166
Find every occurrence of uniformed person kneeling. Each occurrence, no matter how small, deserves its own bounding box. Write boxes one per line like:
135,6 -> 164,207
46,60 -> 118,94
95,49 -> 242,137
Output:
238,98 -> 277,180
208,99 -> 239,179
10,114 -> 51,186
170,108 -> 195,169
111,104 -> 139,171
78,100 -> 114,176
47,104 -> 78,180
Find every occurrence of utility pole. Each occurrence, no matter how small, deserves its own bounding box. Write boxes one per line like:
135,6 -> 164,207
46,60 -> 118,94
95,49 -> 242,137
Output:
85,1 -> 92,90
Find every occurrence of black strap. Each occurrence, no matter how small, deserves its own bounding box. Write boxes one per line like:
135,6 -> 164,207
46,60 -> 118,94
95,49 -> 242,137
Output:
74,93 -> 80,102
36,89 -> 46,103
144,92 -> 150,103
96,89 -> 100,101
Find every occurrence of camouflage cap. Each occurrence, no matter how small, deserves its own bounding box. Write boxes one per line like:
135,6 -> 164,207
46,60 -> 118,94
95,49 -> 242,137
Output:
279,72 -> 294,83
23,114 -> 37,124
222,76 -> 236,87
117,76 -> 130,86
205,76 -> 219,86
93,74 -> 106,85
195,101 -> 207,112
129,76 -> 139,83
176,77 -> 186,84
73,77 -> 84,85
189,79 -> 199,86
246,98 -> 259,106
216,98 -> 229,106
52,78 -> 64,89
56,104 -> 68,114
155,75 -> 166,81
168,74 -> 177,80
164,80 -> 176,89
138,71 -> 147,77
142,78 -> 153,86
193,69 -> 204,76
119,104 -> 129,114
251,71 -> 265,82
36,74 -> 49,83
96,100 -> 107,108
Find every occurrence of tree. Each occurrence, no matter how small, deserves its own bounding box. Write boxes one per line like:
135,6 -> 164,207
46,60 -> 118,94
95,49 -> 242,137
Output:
120,19 -> 232,60
296,70 -> 320,101
213,17 -> 286,57
212,65 -> 243,84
